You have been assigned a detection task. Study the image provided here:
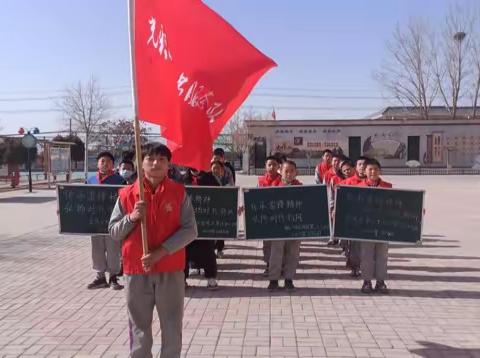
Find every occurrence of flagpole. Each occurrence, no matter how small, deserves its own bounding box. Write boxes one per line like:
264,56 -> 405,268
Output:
128,0 -> 148,255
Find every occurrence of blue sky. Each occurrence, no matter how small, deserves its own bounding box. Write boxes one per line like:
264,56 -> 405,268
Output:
0,0 -> 477,135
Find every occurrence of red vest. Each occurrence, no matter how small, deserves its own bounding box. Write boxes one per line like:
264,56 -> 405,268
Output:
258,173 -> 282,187
119,177 -> 186,274
358,178 -> 393,188
316,161 -> 331,182
324,169 -> 337,185
340,174 -> 364,186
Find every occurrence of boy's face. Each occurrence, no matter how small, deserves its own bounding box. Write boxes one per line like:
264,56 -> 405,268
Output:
323,152 -> 332,164
97,156 -> 114,174
366,164 -> 381,181
341,164 -> 354,178
211,163 -> 224,178
331,157 -> 340,170
142,154 -> 169,180
212,154 -> 225,163
356,159 -> 366,177
265,159 -> 279,175
281,163 -> 297,183
120,162 -> 134,172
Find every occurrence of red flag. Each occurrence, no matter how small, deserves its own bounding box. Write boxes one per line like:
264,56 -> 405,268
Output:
132,0 -> 277,170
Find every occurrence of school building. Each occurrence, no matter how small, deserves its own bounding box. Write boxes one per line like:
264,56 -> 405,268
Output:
244,107 -> 480,174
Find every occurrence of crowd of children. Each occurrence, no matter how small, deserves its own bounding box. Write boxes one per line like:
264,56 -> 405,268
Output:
86,147 -> 392,295
81,144 -> 394,357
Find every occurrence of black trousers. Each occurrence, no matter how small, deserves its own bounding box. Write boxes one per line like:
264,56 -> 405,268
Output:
184,240 -> 217,279
215,240 -> 225,252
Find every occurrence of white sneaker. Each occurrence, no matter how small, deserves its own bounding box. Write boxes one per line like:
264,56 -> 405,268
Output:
207,278 -> 218,290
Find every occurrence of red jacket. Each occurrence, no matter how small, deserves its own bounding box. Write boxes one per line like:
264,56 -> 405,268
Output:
358,178 -> 393,188
258,173 -> 282,187
119,177 -> 186,274
340,174 -> 364,186
330,175 -> 344,188
315,162 -> 331,182
324,169 -> 337,185
279,179 -> 302,186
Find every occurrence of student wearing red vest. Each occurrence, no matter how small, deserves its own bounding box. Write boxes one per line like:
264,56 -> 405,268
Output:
258,156 -> 282,276
268,160 -> 302,291
323,153 -> 342,186
358,158 -> 392,294
314,149 -> 332,184
338,156 -> 368,277
109,144 -> 197,358
341,156 -> 368,186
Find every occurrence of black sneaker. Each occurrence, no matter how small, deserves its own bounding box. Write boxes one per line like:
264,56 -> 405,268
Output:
87,275 -> 109,289
109,275 -> 124,290
361,280 -> 373,294
375,280 -> 389,294
267,280 -> 279,291
284,279 -> 295,291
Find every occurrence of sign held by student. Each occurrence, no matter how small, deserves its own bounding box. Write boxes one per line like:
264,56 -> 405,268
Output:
57,184 -> 122,235
186,186 -> 239,240
243,185 -> 331,240
334,186 -> 424,244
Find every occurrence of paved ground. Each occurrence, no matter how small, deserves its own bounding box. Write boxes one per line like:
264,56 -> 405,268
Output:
0,175 -> 479,357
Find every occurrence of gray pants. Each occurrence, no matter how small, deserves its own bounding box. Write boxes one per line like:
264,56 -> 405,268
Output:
360,242 -> 389,281
262,241 -> 271,265
91,235 -> 121,275
269,240 -> 301,280
125,272 -> 184,358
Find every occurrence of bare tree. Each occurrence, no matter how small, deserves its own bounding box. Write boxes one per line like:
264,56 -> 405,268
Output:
375,19 -> 438,119
59,78 -> 110,181
220,109 -> 265,165
433,5 -> 473,119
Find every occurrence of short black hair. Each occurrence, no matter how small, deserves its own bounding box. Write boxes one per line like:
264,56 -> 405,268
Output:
364,158 -> 381,169
213,148 -> 225,157
323,149 -> 333,155
340,159 -> 354,167
265,155 -> 280,164
355,156 -> 369,164
273,152 -> 287,163
96,151 -> 115,163
120,159 -> 135,168
141,143 -> 172,161
283,159 -> 297,169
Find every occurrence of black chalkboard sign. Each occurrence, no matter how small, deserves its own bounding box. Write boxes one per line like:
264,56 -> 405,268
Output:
186,186 -> 239,239
57,184 -> 121,235
243,185 -> 330,240
333,186 -> 424,244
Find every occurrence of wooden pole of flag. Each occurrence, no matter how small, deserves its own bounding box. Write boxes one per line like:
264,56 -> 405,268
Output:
134,117 -> 149,255
128,0 -> 148,255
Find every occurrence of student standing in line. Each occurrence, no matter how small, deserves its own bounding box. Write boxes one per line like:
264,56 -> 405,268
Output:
357,158 -> 392,294
183,161 -> 228,290
258,156 -> 282,276
212,147 -> 236,184
326,155 -> 348,246
268,160 -> 302,291
87,151 -> 125,290
339,156 -> 369,277
315,149 -> 333,184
